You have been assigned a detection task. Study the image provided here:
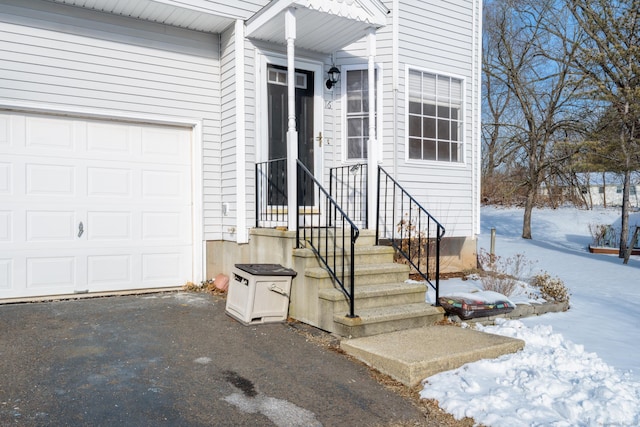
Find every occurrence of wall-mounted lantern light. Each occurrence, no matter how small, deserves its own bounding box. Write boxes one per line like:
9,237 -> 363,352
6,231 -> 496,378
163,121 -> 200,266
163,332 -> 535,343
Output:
325,66 -> 341,89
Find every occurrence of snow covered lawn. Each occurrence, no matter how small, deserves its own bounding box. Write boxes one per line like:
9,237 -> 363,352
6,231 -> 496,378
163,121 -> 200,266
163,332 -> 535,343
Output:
420,206 -> 640,426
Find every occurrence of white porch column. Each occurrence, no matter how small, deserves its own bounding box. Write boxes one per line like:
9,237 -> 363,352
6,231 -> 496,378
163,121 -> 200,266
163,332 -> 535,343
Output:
366,28 -> 378,230
285,7 -> 298,231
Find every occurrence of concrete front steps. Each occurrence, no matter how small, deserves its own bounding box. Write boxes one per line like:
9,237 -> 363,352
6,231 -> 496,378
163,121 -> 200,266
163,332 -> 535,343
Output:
340,325 -> 525,387
249,227 -> 525,386
290,230 -> 445,338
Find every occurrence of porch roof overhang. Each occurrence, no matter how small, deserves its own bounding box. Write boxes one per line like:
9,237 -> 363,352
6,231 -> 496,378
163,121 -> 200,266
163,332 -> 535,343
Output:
47,0 -> 388,50
45,0 -> 264,33
246,0 -> 389,53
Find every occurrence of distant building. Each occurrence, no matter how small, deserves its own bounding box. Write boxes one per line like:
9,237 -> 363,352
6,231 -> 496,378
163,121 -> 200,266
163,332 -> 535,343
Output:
578,173 -> 640,208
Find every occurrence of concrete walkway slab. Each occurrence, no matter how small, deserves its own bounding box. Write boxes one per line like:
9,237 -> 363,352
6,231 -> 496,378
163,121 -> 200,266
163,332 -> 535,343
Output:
340,325 -> 525,387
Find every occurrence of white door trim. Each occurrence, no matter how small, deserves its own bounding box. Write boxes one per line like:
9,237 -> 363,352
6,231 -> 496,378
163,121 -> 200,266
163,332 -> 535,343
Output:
0,99 -> 204,286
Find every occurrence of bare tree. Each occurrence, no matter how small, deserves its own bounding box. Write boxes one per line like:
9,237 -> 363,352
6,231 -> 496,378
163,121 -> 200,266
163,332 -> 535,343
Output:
481,7 -> 516,181
483,0 -> 586,238
565,0 -> 640,257
481,6 -> 526,205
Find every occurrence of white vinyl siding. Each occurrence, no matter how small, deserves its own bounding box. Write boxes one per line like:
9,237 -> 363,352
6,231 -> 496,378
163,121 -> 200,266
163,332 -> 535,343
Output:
0,1 -> 222,240
393,0 -> 477,237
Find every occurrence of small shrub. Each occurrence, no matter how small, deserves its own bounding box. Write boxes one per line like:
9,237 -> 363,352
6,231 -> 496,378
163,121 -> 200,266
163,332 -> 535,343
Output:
588,222 -> 619,248
529,272 -> 570,303
476,250 -> 536,296
183,279 -> 216,293
479,271 -> 518,296
394,213 -> 444,279
478,250 -> 536,279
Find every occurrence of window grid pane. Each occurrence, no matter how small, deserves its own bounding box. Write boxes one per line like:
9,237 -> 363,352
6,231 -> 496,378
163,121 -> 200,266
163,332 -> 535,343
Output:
346,69 -> 377,160
407,69 -> 462,162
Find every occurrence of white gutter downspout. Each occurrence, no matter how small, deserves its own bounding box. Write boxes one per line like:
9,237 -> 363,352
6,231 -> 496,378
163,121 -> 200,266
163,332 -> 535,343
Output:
367,27 -> 378,229
285,7 -> 298,231
235,19 -> 248,243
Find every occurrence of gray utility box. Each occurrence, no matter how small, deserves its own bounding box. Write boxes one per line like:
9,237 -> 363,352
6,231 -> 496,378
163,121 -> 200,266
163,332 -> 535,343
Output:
225,264 -> 297,325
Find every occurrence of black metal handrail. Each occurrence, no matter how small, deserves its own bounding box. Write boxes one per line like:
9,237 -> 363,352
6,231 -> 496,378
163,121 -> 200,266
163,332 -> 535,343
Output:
297,160 -> 360,318
255,158 -> 288,227
329,163 -> 368,228
376,166 -> 446,304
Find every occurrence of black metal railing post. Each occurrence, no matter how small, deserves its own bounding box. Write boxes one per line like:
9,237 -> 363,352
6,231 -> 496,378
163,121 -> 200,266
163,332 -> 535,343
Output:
349,225 -> 356,318
375,166 -> 381,245
255,165 -> 259,228
376,166 -> 445,304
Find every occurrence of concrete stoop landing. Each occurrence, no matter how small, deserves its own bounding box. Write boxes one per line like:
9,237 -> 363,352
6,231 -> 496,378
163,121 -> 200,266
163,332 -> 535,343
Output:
340,325 -> 525,387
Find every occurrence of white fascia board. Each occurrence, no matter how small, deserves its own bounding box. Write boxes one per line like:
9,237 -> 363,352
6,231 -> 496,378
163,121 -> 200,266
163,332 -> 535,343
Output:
246,0 -> 388,37
246,0 -> 295,37
305,0 -> 388,26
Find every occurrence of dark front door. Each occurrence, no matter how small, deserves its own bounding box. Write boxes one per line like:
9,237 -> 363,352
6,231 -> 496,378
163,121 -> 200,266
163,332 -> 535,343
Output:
267,64 -> 315,206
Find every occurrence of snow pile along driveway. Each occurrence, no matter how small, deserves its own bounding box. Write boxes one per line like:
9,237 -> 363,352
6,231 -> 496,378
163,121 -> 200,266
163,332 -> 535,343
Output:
421,319 -> 640,426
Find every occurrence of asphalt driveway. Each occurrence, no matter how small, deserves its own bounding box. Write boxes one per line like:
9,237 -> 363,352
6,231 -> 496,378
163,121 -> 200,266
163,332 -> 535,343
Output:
0,292 -> 426,426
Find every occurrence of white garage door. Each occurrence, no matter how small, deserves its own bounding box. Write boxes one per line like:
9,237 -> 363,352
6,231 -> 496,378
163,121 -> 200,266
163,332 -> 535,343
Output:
0,112 -> 193,300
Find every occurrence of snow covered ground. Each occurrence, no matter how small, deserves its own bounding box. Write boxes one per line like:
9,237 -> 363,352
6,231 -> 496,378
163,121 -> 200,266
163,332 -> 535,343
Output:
420,206 -> 640,426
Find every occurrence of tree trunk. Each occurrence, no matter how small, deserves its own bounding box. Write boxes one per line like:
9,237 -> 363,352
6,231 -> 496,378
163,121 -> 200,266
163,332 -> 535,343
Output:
619,169 -> 631,258
602,171 -> 607,209
618,101 -> 631,258
522,185 -> 536,239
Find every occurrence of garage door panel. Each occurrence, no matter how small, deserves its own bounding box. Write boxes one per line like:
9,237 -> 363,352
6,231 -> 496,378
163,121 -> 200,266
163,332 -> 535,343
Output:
1,112 -> 193,300
0,115 -> 9,145
26,163 -> 76,195
141,126 -> 190,164
142,252 -> 186,284
87,255 -> 132,286
87,167 -> 132,198
142,170 -> 185,199
0,259 -> 11,289
26,210 -> 76,241
141,211 -> 185,241
26,116 -> 76,151
0,163 -> 11,193
87,122 -> 134,156
0,211 -> 11,241
26,256 -> 76,288
87,211 -> 131,240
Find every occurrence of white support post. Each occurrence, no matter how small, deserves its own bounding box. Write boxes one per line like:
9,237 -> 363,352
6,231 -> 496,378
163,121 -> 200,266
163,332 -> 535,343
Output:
285,8 -> 298,231
366,28 -> 378,230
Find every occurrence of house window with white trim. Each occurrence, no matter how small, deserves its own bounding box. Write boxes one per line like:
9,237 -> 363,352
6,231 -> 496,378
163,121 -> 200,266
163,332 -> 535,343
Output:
346,69 -> 377,160
407,69 -> 463,162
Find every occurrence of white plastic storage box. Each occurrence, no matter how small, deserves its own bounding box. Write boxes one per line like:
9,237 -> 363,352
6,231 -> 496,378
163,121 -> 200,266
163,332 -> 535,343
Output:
225,264 -> 297,325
